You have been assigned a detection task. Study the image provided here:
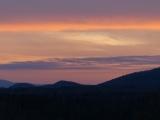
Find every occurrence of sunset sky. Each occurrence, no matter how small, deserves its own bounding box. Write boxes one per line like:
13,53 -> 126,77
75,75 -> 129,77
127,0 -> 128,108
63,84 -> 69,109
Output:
0,0 -> 160,84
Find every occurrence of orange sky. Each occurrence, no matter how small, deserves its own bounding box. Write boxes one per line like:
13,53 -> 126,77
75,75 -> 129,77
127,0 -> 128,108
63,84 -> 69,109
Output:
1,21 -> 160,32
0,0 -> 160,84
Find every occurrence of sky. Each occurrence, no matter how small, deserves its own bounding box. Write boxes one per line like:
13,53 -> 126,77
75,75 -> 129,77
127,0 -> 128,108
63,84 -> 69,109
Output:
0,0 -> 160,84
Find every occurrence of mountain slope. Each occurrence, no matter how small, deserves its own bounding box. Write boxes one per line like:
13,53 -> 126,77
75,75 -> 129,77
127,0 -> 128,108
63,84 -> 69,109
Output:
99,67 -> 160,91
42,80 -> 82,88
0,79 -> 14,88
10,83 -> 35,89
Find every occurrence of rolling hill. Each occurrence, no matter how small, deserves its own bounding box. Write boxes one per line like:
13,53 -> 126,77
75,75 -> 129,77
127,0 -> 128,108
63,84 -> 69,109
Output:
0,79 -> 14,88
0,67 -> 160,120
1,67 -> 160,91
99,67 -> 160,91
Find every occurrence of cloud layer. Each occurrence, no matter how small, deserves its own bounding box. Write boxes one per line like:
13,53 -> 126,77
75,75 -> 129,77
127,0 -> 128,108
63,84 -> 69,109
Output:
0,56 -> 159,70
0,1 -> 159,84
0,56 -> 159,84
0,30 -> 160,59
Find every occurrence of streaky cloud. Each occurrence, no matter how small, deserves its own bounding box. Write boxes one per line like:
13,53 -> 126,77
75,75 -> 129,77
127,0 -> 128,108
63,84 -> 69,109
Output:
0,56 -> 159,70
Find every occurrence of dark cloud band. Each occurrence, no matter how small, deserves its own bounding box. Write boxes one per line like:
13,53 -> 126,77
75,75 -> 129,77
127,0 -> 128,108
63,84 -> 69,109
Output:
0,56 -> 159,70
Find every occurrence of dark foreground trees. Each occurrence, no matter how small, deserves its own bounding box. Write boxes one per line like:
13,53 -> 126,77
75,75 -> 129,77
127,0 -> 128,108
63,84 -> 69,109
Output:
0,87 -> 160,120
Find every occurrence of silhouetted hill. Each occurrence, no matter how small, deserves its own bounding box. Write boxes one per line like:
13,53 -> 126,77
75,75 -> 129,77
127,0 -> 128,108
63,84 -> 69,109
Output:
0,79 -> 14,88
42,80 -> 82,88
2,67 -> 160,91
1,68 -> 160,120
99,67 -> 160,91
10,83 -> 35,89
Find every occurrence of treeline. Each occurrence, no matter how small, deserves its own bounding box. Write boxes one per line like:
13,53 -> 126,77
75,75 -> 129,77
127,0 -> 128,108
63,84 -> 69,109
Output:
0,87 -> 160,120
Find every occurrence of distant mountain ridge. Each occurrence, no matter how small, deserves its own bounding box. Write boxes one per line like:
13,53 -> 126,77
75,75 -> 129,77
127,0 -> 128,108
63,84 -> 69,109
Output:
0,80 -> 83,89
41,80 -> 82,88
10,83 -> 35,89
1,67 -> 160,120
0,79 -> 14,88
1,67 -> 160,91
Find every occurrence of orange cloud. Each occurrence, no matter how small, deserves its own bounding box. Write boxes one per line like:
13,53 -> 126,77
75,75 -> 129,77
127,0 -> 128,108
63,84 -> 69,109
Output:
0,55 -> 48,64
0,21 -> 160,32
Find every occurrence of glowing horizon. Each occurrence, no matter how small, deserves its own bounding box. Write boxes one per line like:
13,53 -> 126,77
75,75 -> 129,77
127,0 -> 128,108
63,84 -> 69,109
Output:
1,21 -> 160,32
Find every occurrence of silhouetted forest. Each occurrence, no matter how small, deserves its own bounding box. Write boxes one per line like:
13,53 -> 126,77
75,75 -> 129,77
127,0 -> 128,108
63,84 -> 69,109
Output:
0,87 -> 160,120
